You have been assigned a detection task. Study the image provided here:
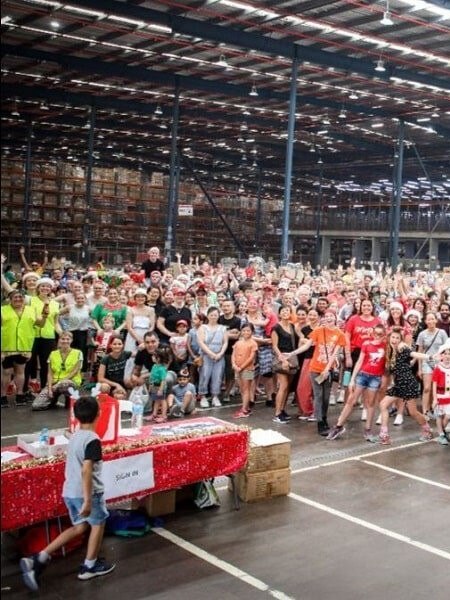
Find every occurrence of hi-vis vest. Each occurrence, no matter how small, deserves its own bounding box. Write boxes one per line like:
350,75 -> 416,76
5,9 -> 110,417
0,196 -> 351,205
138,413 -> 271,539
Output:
1,304 -> 37,352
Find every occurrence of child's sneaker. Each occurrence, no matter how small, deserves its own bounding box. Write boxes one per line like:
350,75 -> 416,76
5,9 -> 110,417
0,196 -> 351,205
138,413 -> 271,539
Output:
78,559 -> 116,580
393,414 -> 403,426
419,428 -> 433,442
272,413 -> 289,424
360,408 -> 367,421
233,408 -> 250,419
199,397 -> 209,408
329,394 -> 336,406
20,555 -> 48,591
337,389 -> 345,403
437,433 -> 449,445
211,396 -> 222,407
327,425 -> 345,440
364,429 -> 378,443
379,433 -> 391,445
375,414 -> 382,425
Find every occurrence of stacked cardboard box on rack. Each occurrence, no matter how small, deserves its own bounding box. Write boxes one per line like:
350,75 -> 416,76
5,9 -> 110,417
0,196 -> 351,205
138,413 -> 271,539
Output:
231,429 -> 291,502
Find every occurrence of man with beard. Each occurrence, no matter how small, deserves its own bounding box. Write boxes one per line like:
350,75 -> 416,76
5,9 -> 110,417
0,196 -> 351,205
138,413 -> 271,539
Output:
219,299 -> 242,403
437,303 -> 450,336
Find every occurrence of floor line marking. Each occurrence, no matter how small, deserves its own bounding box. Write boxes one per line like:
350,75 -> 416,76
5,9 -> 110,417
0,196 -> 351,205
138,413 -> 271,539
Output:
359,459 -> 450,490
291,440 -> 426,473
152,526 -> 296,600
288,492 -> 450,561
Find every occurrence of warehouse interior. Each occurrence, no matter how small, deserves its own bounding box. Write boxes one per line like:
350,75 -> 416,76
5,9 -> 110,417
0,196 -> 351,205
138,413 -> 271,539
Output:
1,0 -> 449,264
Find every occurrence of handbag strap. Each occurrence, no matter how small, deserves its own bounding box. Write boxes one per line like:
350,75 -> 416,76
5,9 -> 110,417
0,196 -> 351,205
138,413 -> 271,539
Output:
423,330 -> 439,354
322,328 -> 337,365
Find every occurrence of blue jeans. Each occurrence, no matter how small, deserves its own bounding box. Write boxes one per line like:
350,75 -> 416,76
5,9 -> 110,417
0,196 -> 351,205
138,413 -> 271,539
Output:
198,355 -> 225,396
310,373 -> 332,422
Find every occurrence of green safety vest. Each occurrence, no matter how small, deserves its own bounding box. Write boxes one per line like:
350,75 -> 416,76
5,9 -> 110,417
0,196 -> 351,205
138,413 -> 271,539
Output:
48,349 -> 83,385
1,304 -> 37,352
30,297 -> 60,339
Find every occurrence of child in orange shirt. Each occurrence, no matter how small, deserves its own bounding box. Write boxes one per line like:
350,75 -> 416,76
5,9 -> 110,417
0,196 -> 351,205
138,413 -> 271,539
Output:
231,323 -> 258,418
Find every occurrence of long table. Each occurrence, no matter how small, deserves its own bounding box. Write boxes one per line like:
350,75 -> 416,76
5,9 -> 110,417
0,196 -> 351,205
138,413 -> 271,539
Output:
1,417 -> 249,531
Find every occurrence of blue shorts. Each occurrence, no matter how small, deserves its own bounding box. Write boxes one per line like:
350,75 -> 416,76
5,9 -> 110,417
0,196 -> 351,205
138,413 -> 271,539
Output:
355,372 -> 382,391
64,493 -> 109,526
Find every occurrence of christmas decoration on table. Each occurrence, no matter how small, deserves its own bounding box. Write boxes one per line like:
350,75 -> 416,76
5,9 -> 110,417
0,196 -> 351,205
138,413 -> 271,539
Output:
1,423 -> 249,473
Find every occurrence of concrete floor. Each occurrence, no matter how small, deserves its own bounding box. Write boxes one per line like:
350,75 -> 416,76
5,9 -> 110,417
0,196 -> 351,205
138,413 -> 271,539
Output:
1,396 -> 449,600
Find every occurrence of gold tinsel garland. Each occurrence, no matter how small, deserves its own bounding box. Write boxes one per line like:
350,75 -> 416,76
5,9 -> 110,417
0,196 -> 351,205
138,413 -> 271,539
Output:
1,424 -> 249,473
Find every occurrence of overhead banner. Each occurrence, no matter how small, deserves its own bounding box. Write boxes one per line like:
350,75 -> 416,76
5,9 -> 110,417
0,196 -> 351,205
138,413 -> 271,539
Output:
103,452 -> 154,500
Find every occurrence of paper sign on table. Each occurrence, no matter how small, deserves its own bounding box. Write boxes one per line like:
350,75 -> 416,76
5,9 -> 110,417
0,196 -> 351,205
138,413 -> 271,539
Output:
102,452 -> 154,500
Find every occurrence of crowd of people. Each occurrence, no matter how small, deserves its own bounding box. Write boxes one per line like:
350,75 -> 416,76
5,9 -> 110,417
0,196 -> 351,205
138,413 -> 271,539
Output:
2,246 -> 450,445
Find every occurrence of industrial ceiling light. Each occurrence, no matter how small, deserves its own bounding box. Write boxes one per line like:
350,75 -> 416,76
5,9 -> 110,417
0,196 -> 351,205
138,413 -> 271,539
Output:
11,101 -> 20,117
317,157 -> 323,164
375,58 -> 386,72
349,92 -> 358,100
154,105 -> 162,115
40,101 -> 49,110
380,1 -> 394,25
322,114 -> 330,125
217,54 -> 229,67
338,108 -> 347,119
249,84 -> 258,97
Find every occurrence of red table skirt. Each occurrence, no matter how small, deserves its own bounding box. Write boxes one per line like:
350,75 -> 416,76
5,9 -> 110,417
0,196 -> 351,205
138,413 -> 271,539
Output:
1,419 -> 248,531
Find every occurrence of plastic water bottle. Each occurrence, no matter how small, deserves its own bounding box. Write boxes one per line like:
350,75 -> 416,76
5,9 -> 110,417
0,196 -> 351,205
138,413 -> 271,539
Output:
39,427 -> 50,456
342,370 -> 352,387
131,396 -> 144,431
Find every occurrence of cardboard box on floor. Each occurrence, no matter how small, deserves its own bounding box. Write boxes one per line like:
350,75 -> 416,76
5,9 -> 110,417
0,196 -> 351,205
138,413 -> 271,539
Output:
230,467 -> 291,502
131,490 -> 176,517
245,429 -> 291,473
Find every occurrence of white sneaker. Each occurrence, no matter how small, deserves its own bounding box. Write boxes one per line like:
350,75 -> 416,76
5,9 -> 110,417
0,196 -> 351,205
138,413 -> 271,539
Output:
361,408 -> 367,421
199,397 -> 209,409
329,395 -> 336,406
211,396 -> 222,407
393,414 -> 403,426
337,390 -> 345,403
376,414 -> 382,426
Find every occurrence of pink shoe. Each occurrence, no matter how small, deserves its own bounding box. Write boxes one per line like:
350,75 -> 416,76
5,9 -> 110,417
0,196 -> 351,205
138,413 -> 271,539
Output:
29,380 -> 41,394
233,409 -> 250,419
379,433 -> 391,445
6,381 -> 17,396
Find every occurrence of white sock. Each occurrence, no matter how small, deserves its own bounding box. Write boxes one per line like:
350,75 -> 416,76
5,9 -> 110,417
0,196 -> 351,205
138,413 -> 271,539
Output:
84,558 -> 96,568
38,551 -> 51,563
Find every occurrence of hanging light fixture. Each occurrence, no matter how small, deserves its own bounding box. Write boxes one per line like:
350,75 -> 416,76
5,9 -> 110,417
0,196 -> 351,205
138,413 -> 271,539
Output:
217,54 -> 229,67
338,108 -> 347,119
317,157 -> 323,165
380,1 -> 393,26
11,101 -> 20,117
40,101 -> 49,110
154,105 -> 162,115
249,84 -> 258,97
375,58 -> 386,72
322,114 -> 330,125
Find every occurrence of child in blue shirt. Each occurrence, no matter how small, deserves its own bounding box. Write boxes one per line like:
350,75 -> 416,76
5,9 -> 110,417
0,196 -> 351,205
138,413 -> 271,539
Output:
167,367 -> 197,417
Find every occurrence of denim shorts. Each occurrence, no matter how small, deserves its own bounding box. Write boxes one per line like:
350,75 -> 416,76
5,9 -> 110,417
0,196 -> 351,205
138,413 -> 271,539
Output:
64,493 -> 109,526
355,372 -> 382,391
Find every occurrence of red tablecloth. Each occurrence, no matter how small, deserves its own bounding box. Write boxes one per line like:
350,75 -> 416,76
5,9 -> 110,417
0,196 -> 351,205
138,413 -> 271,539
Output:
1,417 -> 248,531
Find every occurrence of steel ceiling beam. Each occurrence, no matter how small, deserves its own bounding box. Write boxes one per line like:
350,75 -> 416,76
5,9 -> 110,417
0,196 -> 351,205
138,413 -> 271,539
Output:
71,0 -> 450,91
2,45 -> 413,120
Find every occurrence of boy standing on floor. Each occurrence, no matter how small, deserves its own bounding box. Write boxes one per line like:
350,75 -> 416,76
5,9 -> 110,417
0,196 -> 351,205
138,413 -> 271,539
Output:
20,396 -> 115,591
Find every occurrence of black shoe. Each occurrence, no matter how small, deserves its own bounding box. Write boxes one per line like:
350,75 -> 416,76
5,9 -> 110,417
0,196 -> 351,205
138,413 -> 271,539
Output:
15,394 -> 28,406
281,410 -> 292,421
318,420 -> 330,436
1,396 -> 8,408
249,400 -> 255,409
265,399 -> 274,407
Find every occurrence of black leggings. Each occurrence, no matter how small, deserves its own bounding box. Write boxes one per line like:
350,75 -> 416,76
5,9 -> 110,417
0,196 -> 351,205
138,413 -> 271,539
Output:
71,330 -> 88,372
25,338 -> 56,388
